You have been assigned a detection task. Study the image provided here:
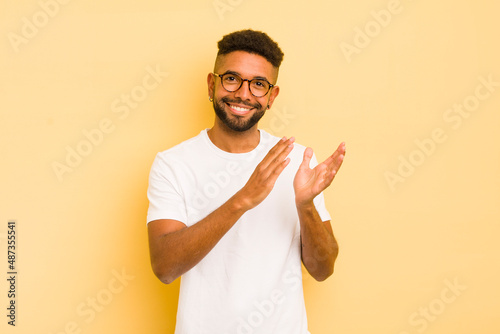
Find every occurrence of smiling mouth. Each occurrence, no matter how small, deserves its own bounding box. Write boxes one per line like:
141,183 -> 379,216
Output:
227,103 -> 253,115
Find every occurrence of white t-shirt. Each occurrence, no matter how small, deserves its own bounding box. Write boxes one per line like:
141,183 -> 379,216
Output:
147,129 -> 331,334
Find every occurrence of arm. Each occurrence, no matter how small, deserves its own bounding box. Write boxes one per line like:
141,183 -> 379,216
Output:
297,206 -> 338,281
148,136 -> 296,284
148,197 -> 246,284
294,142 -> 346,281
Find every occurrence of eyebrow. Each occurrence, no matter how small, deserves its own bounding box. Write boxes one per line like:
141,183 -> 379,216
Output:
222,70 -> 270,82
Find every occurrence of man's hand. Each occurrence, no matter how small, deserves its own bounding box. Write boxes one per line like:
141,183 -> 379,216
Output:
293,142 -> 346,206
234,136 -> 295,210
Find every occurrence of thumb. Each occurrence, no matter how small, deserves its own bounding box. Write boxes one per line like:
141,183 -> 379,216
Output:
300,147 -> 313,169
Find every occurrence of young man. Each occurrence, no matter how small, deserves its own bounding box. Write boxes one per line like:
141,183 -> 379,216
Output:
147,29 -> 345,334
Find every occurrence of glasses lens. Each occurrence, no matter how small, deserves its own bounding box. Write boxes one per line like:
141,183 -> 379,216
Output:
249,79 -> 270,97
221,74 -> 242,92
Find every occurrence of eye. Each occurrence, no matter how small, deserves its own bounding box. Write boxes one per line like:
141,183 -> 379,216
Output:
223,74 -> 239,83
252,80 -> 268,89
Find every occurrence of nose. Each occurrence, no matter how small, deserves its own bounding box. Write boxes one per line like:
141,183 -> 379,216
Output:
233,79 -> 252,100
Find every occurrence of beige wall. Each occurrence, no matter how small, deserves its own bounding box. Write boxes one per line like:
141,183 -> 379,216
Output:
1,0 -> 499,333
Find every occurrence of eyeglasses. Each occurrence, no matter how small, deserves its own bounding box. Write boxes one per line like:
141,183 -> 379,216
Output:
213,72 -> 274,97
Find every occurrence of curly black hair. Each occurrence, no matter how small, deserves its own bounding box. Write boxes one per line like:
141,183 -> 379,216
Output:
217,29 -> 284,68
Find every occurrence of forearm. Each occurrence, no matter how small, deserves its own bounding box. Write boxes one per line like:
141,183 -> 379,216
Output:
151,194 -> 248,284
297,201 -> 338,281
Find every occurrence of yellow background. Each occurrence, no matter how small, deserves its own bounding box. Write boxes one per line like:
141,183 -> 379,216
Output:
1,0 -> 499,333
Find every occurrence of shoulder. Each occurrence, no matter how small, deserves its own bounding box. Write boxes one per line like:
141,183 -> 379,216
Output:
155,130 -> 207,162
148,131 -> 209,179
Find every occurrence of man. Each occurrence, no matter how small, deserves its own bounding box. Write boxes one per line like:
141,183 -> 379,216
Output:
147,29 -> 345,334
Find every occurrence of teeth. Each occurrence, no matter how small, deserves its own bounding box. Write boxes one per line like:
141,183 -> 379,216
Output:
230,104 -> 251,112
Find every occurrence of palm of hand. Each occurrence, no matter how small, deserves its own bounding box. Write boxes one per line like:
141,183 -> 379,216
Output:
293,144 -> 345,205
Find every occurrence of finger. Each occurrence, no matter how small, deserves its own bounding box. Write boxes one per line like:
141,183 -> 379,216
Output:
328,153 -> 344,176
319,160 -> 343,188
315,148 -> 344,190
268,156 -> 291,182
299,147 -> 313,170
260,136 -> 295,171
321,169 -> 337,189
326,150 -> 345,181
258,136 -> 288,169
331,142 -> 346,159
264,137 -> 295,176
323,142 -> 346,170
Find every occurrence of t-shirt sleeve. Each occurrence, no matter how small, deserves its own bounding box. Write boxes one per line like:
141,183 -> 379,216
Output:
146,154 -> 188,224
310,153 -> 332,222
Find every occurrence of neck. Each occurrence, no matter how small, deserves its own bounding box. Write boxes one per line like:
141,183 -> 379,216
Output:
207,122 -> 260,153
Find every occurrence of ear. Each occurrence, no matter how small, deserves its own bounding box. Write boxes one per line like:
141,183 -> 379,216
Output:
207,73 -> 215,100
266,85 -> 280,109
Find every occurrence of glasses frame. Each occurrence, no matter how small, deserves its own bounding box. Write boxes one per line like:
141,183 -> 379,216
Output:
213,72 -> 274,97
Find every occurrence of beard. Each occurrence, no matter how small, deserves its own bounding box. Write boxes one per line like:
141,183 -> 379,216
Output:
213,96 -> 266,132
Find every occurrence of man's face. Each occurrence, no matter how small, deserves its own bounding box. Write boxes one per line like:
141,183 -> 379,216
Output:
208,51 -> 280,132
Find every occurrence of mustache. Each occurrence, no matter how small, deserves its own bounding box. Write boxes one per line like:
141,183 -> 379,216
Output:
220,97 -> 262,110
